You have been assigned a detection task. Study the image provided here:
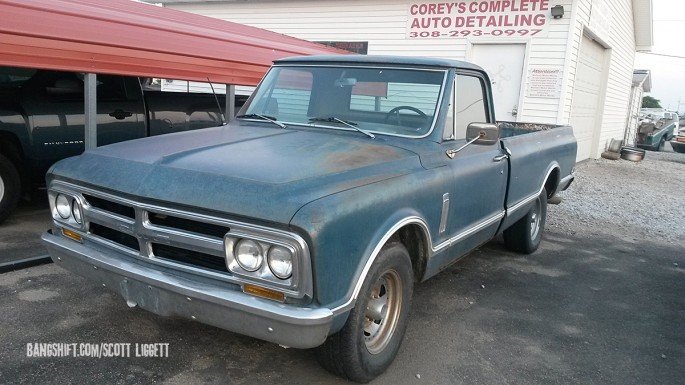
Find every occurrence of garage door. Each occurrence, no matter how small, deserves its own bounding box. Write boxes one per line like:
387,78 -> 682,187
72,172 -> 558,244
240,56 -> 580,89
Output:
570,35 -> 606,161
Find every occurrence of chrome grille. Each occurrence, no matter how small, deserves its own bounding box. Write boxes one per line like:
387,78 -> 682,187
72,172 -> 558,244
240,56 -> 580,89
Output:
77,190 -> 230,278
151,243 -> 229,273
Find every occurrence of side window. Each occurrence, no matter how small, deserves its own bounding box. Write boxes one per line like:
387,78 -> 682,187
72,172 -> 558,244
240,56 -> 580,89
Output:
454,74 -> 487,139
96,75 -> 128,100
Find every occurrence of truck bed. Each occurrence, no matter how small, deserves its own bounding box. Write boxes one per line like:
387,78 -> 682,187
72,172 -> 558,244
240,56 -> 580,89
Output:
497,121 -> 577,231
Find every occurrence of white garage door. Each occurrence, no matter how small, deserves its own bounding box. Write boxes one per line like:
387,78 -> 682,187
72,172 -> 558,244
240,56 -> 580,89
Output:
570,35 -> 606,161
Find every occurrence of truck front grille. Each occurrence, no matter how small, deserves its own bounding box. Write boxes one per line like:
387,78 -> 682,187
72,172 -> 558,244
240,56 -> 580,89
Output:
90,223 -> 139,251
151,243 -> 229,273
148,212 -> 230,239
84,194 -> 135,219
77,191 -> 232,279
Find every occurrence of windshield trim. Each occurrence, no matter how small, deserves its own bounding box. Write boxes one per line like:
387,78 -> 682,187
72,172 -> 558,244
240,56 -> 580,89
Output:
256,64 -> 449,140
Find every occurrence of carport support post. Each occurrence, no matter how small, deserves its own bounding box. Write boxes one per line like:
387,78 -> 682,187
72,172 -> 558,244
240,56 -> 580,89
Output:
84,73 -> 97,150
226,84 -> 235,122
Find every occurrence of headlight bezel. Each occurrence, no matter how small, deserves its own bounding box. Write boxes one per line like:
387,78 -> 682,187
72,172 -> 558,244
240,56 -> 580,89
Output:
48,190 -> 86,230
224,227 -> 307,295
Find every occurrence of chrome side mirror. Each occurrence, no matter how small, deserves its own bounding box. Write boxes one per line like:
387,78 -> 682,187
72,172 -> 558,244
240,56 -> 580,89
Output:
466,123 -> 499,145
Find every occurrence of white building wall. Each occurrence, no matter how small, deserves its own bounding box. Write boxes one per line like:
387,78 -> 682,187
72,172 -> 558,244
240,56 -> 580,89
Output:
165,0 -> 573,125
166,0 -> 639,160
564,0 -> 636,158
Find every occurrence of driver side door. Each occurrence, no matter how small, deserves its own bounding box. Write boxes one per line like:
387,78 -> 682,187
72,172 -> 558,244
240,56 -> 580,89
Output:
434,72 -> 508,268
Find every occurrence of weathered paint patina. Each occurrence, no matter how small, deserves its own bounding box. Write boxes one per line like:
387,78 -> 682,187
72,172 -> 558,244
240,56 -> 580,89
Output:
42,55 -> 576,349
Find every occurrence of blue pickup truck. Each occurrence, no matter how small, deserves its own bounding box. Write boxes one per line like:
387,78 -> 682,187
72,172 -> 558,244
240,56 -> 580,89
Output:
42,55 -> 576,382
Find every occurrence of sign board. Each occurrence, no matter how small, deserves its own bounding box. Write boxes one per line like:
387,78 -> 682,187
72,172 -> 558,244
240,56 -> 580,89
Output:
406,0 -> 551,39
525,67 -> 562,98
315,41 -> 368,54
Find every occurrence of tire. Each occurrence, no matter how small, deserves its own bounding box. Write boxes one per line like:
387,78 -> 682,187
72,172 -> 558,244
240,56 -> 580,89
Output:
503,188 -> 547,254
316,242 -> 414,383
601,151 -> 620,160
657,138 -> 665,152
0,153 -> 21,225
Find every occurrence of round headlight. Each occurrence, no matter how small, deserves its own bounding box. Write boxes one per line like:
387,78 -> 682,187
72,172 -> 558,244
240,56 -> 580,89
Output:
55,194 -> 71,219
72,200 -> 83,224
234,239 -> 263,272
267,246 -> 293,279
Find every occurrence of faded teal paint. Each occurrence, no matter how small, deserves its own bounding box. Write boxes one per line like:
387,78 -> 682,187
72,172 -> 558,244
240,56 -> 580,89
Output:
44,56 -> 577,340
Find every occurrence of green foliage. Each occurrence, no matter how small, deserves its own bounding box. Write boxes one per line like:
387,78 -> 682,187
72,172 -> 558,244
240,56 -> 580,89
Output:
642,96 -> 662,108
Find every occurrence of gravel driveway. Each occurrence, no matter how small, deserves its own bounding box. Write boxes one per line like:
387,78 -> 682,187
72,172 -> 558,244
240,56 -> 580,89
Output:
549,150 -> 685,244
1,151 -> 683,384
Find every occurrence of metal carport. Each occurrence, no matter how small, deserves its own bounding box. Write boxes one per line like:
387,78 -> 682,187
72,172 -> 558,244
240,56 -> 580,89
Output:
0,0 -> 344,148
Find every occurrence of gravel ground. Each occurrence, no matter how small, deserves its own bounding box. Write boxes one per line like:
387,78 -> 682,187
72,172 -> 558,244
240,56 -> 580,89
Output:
548,150 -> 685,244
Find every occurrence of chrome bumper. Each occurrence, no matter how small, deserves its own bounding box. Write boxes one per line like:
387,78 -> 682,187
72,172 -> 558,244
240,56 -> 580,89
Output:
42,231 -> 333,349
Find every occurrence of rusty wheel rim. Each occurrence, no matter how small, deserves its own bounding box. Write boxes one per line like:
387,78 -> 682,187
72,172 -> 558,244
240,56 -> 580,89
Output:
530,197 -> 542,240
363,269 -> 402,355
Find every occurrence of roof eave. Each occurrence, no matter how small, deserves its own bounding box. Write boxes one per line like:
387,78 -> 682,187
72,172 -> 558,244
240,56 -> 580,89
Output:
633,0 -> 654,52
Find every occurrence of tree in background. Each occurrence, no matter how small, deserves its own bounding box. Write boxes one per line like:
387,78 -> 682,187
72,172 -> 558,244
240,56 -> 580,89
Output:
642,96 -> 662,108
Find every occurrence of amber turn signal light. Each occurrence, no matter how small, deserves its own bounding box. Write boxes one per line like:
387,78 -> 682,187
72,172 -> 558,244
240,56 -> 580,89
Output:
62,228 -> 82,242
243,284 -> 285,302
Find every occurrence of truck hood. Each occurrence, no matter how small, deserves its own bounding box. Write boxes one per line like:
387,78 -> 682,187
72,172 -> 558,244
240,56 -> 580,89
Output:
50,124 -> 422,224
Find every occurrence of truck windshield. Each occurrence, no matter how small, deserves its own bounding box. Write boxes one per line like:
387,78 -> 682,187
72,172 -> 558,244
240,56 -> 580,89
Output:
239,65 -> 446,137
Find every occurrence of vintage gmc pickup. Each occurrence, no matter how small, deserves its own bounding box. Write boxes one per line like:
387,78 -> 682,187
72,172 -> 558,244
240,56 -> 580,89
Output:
42,56 -> 576,382
0,67 -> 237,224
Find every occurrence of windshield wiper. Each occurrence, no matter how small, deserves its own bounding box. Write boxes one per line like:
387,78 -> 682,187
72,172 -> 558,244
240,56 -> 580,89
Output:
236,113 -> 286,129
308,117 -> 375,139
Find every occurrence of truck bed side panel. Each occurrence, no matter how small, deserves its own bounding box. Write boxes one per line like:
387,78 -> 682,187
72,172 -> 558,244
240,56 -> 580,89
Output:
500,125 -> 576,229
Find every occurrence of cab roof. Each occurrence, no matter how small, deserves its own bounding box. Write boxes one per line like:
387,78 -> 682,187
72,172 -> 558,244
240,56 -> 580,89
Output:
274,55 -> 485,72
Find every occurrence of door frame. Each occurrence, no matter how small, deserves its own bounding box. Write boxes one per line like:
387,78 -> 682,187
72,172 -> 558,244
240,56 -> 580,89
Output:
465,40 -> 531,122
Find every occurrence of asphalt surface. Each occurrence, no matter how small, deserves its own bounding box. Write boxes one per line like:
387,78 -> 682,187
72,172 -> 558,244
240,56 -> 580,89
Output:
1,156 -> 684,384
0,195 -> 52,269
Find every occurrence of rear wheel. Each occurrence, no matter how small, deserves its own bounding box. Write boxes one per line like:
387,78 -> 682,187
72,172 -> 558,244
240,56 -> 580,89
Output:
503,188 -> 547,254
0,153 -> 21,224
657,138 -> 666,152
316,242 -> 413,383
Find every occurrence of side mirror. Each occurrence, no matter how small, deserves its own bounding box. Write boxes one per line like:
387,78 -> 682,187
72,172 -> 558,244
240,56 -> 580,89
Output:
466,122 -> 499,145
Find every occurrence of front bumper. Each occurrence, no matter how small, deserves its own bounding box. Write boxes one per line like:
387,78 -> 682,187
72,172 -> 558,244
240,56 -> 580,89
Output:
42,231 -> 333,349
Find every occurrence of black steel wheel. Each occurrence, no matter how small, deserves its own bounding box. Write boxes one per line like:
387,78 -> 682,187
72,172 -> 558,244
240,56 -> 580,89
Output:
316,242 -> 413,383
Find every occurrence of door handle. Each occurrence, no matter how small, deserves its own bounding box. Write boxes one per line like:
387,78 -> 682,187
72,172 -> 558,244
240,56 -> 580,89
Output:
493,154 -> 508,162
108,109 -> 133,120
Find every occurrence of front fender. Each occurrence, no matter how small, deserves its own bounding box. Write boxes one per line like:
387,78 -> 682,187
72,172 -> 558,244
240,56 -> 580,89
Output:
290,168 -> 447,315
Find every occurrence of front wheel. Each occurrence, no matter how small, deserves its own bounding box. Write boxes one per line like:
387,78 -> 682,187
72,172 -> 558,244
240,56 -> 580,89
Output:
0,153 -> 21,225
316,242 -> 414,383
503,188 -> 547,254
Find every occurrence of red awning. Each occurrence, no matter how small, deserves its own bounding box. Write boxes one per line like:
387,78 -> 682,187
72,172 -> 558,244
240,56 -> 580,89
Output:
0,0 -> 346,85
